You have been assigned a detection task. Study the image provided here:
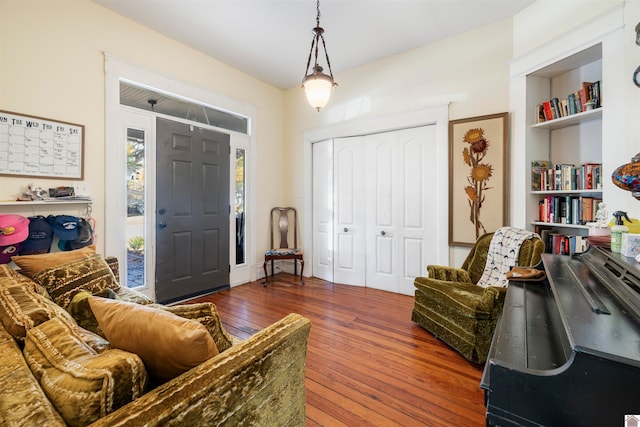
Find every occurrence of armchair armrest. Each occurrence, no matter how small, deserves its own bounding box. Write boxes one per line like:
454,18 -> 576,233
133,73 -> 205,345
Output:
414,277 -> 507,316
426,265 -> 472,283
90,313 -> 311,427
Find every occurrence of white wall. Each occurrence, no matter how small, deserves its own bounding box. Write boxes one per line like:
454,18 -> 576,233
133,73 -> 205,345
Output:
284,17 -> 516,267
284,0 -> 640,272
0,0 -> 284,262
513,0 -> 640,221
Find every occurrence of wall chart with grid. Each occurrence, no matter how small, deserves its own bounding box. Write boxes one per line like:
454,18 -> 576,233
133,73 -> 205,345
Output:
0,110 -> 84,179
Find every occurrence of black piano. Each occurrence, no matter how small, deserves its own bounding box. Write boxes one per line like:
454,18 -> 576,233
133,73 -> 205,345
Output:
481,246 -> 640,426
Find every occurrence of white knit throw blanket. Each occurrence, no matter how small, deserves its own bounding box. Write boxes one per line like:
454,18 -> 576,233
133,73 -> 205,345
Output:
477,227 -> 540,288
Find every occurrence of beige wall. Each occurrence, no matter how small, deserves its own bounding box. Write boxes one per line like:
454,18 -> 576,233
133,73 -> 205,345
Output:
0,0 -> 284,258
2,0 -> 637,275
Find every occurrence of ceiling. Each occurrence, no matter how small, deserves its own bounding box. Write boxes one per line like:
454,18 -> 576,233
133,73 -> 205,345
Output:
93,0 -> 534,90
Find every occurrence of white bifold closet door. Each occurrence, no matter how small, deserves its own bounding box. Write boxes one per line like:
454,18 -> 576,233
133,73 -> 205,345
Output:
312,125 -> 437,295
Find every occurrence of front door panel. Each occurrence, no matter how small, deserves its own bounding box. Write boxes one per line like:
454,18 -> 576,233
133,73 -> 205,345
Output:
156,118 -> 230,303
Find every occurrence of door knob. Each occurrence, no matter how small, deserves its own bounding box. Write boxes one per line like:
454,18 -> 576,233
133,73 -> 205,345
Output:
344,227 -> 348,232
381,230 -> 386,236
158,221 -> 167,229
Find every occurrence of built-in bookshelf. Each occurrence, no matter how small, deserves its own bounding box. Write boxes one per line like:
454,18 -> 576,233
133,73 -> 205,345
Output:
522,43 -> 603,254
510,6 -> 624,256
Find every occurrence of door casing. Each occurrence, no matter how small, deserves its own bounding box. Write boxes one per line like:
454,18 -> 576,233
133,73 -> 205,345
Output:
105,54 -> 257,298
304,106 -> 450,281
313,126 -> 436,295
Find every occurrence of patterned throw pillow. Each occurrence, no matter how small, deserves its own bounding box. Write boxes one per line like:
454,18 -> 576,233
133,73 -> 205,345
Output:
23,317 -> 147,427
163,302 -> 234,353
0,321 -> 67,426
32,254 -> 120,311
0,265 -> 79,342
11,244 -> 96,278
67,289 -> 117,338
88,297 -> 219,384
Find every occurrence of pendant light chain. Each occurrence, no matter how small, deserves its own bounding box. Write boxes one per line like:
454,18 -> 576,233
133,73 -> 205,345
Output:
319,30 -> 334,81
301,0 -> 338,111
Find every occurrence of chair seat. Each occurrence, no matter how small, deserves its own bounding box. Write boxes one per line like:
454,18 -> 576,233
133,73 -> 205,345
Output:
265,248 -> 302,256
414,277 -> 501,319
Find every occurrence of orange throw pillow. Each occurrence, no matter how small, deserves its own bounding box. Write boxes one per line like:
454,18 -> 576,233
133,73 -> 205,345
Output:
88,297 -> 219,383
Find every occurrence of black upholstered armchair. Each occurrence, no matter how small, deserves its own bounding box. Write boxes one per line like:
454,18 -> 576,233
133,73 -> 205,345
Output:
412,231 -> 544,364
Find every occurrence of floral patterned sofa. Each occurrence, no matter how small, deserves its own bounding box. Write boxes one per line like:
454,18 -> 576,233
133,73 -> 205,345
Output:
0,250 -> 311,426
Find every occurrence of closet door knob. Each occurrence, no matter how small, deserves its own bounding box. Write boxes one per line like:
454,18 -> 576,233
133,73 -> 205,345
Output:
343,227 -> 348,232
381,230 -> 386,236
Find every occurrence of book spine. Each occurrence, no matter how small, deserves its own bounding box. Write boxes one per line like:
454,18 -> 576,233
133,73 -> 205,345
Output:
568,93 -> 576,115
543,101 -> 554,121
550,98 -> 561,119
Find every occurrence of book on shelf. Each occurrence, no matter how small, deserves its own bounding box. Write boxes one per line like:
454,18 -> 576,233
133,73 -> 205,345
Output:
583,163 -> 602,189
535,81 -> 602,123
536,225 -> 588,255
530,162 -> 602,191
560,99 -> 569,117
537,104 -> 546,123
531,160 -> 550,191
538,195 -> 601,225
568,93 -> 577,115
560,164 -> 574,191
550,98 -> 562,119
542,101 -> 554,121
591,81 -> 601,108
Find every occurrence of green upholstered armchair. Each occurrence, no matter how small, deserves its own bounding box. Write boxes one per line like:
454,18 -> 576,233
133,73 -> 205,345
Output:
412,232 -> 545,364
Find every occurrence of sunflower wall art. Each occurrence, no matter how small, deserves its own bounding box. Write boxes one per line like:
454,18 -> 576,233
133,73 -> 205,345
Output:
449,113 -> 508,246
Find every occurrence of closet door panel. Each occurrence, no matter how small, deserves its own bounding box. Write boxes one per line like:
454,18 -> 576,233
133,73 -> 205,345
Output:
312,140 -> 334,282
366,132 -> 399,291
396,126 -> 436,294
333,136 -> 366,286
404,237 -> 423,280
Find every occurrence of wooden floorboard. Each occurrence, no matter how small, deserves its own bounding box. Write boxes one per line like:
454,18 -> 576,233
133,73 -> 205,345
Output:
190,273 -> 486,427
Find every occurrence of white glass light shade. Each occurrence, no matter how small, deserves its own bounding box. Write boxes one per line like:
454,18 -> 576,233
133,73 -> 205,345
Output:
303,73 -> 334,111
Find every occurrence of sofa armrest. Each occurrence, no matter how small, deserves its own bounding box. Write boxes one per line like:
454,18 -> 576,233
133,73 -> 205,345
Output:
426,265 -> 472,283
89,313 -> 311,427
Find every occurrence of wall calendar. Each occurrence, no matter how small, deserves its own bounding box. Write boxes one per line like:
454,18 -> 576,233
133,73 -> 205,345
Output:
0,110 -> 84,180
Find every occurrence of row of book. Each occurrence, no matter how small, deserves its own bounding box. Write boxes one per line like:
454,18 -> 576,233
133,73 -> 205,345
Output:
531,161 -> 602,192
538,227 -> 588,255
538,195 -> 602,225
536,81 -> 601,123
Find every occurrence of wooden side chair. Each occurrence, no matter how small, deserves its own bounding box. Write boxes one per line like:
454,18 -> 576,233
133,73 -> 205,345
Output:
263,207 -> 304,285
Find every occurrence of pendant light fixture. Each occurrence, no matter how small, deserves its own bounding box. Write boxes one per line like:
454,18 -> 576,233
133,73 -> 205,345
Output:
302,0 -> 337,111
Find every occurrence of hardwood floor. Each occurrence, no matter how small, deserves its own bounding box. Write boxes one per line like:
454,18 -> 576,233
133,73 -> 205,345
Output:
190,274 -> 486,427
